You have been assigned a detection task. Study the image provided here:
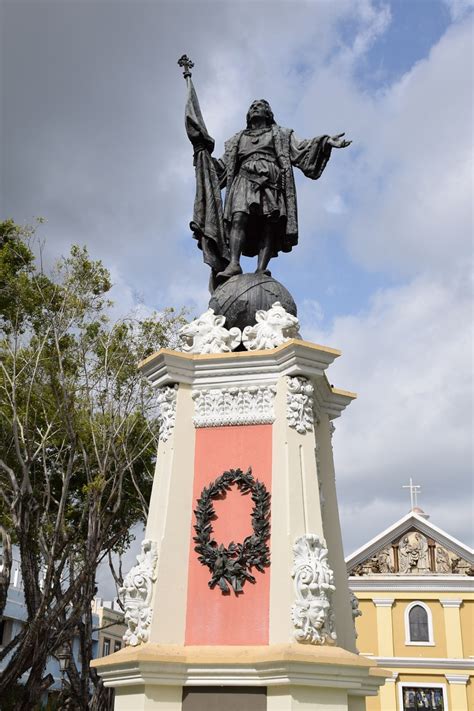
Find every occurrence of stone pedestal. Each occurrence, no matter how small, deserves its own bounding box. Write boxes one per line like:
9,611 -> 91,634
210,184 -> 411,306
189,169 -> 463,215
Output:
92,340 -> 387,709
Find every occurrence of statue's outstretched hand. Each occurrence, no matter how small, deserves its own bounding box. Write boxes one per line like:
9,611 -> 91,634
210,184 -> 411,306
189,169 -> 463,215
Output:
328,132 -> 352,149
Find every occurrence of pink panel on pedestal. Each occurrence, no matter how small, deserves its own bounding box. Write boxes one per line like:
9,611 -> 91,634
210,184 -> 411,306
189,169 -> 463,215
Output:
185,424 -> 272,645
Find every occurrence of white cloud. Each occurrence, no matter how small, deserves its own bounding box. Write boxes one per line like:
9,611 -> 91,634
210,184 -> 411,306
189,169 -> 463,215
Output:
302,272 -> 473,550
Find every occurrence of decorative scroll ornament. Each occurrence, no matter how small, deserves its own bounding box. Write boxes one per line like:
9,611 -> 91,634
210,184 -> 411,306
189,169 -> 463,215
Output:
192,385 -> 276,427
157,384 -> 178,442
119,539 -> 158,647
242,301 -> 301,350
291,534 -> 337,645
193,467 -> 271,594
350,590 -> 362,639
286,376 -> 314,433
178,309 -> 241,354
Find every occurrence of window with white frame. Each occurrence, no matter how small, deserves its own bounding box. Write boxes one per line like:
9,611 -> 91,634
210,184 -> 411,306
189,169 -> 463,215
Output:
404,601 -> 434,645
399,682 -> 445,710
102,637 -> 111,656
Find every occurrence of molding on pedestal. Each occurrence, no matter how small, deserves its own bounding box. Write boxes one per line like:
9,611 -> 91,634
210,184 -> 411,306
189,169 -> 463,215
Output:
192,385 -> 276,427
156,385 -> 178,442
119,540 -> 159,647
286,376 -> 315,433
139,340 -> 355,419
91,643 -> 388,696
291,535 -> 337,645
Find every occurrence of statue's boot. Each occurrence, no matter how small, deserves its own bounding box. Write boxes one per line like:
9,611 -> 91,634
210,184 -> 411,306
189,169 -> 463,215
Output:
216,263 -> 243,279
255,268 -> 272,277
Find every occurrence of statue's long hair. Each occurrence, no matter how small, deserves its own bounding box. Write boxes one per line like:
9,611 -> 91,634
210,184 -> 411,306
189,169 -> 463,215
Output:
246,100 -> 276,128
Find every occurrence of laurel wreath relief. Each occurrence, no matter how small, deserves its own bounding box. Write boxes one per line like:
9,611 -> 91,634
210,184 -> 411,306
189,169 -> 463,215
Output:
193,467 -> 271,594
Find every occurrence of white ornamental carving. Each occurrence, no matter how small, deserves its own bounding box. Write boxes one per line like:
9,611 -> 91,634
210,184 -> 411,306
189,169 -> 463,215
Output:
350,590 -> 362,639
157,384 -> 178,442
286,376 -> 314,433
192,385 -> 277,427
178,309 -> 241,354
242,301 -> 301,350
291,534 -> 337,645
119,539 -> 158,647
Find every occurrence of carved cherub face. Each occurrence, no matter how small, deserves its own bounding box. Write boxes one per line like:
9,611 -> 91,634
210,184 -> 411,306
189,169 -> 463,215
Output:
308,599 -> 329,629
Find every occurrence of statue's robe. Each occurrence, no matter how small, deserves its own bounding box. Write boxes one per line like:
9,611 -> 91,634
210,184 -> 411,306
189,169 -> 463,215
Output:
214,126 -> 332,257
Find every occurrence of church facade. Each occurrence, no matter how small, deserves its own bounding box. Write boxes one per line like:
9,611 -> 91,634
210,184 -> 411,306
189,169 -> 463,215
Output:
346,510 -> 473,711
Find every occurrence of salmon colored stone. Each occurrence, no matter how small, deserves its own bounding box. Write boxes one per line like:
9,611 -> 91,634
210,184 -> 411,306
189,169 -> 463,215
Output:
185,424 -> 272,645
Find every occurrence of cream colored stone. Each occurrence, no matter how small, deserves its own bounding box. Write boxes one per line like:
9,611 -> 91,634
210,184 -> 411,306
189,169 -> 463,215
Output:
316,413 -> 357,651
347,697 -> 367,711
441,599 -> 464,657
114,685 -> 182,711
267,685 -> 348,710
145,384 -> 196,645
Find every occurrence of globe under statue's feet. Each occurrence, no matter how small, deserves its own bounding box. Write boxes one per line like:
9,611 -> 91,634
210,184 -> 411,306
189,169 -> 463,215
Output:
209,272 -> 297,331
216,263 -> 243,280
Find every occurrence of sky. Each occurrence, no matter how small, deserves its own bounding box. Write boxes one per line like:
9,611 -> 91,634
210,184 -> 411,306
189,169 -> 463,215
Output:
1,0 -> 473,597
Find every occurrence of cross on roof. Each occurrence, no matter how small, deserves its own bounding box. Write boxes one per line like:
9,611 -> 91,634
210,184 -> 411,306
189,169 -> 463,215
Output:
402,477 -> 421,510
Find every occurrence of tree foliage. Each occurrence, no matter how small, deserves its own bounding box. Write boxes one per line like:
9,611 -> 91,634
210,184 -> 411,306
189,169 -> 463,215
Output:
0,220 -> 185,709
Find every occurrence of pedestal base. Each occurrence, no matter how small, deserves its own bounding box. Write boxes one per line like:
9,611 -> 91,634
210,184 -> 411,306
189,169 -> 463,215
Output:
92,643 -> 387,710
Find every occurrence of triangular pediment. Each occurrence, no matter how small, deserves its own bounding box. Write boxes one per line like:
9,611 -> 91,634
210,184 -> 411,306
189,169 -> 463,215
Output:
346,512 -> 474,577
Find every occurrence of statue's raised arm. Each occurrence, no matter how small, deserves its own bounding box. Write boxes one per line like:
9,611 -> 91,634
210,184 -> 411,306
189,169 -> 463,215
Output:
178,58 -> 351,291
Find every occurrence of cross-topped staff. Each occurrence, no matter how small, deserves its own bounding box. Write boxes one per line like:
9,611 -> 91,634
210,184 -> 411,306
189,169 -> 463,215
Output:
402,477 -> 421,510
178,54 -> 194,79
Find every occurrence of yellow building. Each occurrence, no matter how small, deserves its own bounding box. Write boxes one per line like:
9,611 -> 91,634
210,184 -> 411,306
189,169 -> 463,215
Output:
91,598 -> 127,658
346,508 -> 473,711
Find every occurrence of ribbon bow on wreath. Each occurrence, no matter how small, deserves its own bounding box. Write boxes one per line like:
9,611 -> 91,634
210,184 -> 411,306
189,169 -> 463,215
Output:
193,467 -> 271,594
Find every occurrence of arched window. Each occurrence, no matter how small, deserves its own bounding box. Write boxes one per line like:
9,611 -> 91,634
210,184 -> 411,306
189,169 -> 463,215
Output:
405,601 -> 434,645
409,605 -> 428,641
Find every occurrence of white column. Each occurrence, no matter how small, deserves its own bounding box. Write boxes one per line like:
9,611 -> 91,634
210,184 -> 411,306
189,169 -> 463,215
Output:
373,598 -> 395,657
445,674 -> 469,711
377,672 -> 398,711
439,599 -> 463,657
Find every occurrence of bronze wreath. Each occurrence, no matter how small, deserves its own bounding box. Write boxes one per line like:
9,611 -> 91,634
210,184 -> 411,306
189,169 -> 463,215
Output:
193,467 -> 271,594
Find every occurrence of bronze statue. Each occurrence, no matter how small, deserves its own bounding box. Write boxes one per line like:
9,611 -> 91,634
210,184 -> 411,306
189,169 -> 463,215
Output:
178,55 -> 351,291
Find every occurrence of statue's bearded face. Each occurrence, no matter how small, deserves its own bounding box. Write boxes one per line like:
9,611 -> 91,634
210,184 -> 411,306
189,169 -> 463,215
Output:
246,100 -> 275,127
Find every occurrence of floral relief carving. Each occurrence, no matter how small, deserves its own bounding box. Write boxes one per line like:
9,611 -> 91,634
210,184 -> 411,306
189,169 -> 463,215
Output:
286,376 -> 314,433
157,384 -> 178,442
291,534 -> 337,645
192,385 -> 276,427
119,539 -> 158,647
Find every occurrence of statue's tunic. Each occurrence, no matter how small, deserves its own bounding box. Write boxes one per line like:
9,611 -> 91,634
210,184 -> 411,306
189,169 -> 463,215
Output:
215,125 -> 332,258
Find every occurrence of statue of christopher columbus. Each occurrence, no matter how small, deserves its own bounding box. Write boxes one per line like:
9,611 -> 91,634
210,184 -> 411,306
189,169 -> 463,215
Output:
178,55 -> 351,292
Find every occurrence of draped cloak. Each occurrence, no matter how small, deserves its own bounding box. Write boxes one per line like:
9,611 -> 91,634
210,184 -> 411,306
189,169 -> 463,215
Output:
183,76 -> 229,279
213,126 -> 332,257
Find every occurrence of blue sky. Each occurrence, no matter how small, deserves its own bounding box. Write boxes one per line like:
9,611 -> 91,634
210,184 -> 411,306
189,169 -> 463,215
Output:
1,1 -> 473,594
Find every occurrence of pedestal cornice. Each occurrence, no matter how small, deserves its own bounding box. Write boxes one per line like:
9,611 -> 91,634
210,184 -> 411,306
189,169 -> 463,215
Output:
92,643 -> 388,695
139,340 -> 356,419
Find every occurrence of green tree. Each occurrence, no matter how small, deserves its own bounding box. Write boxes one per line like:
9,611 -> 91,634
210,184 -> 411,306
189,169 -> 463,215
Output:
0,220 -> 185,709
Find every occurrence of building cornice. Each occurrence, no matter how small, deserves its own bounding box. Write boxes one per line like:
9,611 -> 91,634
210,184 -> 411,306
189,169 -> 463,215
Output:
349,576 -> 473,593
345,513 -> 473,572
365,656 -> 474,671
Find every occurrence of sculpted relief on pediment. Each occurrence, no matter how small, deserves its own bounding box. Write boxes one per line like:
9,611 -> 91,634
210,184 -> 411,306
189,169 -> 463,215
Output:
350,529 -> 473,576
